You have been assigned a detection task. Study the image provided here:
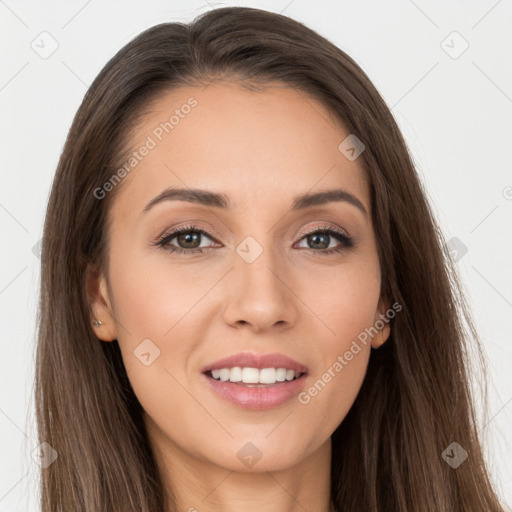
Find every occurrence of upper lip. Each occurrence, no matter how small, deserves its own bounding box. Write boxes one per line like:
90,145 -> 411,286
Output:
202,352 -> 309,374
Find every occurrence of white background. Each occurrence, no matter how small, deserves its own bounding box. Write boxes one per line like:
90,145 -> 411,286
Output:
1,1 -> 511,510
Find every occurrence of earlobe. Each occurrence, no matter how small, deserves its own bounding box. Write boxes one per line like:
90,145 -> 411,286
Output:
371,295 -> 392,349
371,327 -> 390,349
85,263 -> 118,342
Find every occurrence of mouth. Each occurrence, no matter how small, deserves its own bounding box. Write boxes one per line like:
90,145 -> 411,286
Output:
202,367 -> 309,410
205,367 -> 305,385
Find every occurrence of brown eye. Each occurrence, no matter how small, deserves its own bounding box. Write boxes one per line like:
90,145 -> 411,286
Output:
175,231 -> 203,249
295,227 -> 354,255
155,225 -> 219,254
306,232 -> 331,250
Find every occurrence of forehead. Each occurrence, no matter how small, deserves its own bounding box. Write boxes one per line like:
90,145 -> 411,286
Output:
112,81 -> 369,218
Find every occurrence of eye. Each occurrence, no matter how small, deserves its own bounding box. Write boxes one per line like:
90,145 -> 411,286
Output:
153,223 -> 354,256
294,225 -> 354,255
154,224 -> 219,254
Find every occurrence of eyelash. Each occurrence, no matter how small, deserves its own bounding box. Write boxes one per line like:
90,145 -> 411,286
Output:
153,223 -> 354,256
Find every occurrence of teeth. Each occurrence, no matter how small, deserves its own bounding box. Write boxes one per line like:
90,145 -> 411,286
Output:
219,369 -> 230,382
209,367 -> 302,384
259,368 -> 276,384
242,367 -> 260,384
285,369 -> 295,381
276,368 -> 287,381
228,367 -> 242,382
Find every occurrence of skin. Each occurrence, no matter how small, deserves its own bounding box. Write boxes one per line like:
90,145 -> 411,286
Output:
87,81 -> 390,512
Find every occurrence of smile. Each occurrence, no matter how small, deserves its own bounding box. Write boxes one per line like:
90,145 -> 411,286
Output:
208,366 -> 304,384
203,368 -> 309,410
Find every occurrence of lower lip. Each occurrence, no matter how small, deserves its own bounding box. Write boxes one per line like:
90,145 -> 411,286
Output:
202,373 -> 308,410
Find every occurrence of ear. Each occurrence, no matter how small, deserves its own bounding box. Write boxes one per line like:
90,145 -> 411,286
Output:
371,295 -> 392,349
85,263 -> 118,342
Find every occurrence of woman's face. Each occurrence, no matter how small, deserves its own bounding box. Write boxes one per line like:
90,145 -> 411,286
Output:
88,81 -> 390,473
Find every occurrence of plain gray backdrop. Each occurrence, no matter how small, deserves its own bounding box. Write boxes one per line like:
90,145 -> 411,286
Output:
1,0 -> 511,510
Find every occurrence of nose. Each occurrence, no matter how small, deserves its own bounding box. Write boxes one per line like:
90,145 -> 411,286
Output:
222,240 -> 300,332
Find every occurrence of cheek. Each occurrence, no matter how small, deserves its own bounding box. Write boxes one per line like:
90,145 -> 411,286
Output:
108,243 -> 210,340
105,244 -> 202,389
303,255 -> 381,347
107,253 -> 204,440
293,259 -> 380,424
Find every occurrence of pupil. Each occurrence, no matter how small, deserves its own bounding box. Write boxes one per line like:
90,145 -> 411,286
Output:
309,233 -> 329,249
179,232 -> 200,248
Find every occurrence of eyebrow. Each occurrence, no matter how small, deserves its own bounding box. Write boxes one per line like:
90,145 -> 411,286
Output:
141,186 -> 368,217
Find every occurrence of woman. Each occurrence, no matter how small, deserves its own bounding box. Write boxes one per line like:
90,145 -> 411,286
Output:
35,6 -> 506,511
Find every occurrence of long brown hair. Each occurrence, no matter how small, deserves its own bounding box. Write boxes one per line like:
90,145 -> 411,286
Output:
34,6 -> 505,511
